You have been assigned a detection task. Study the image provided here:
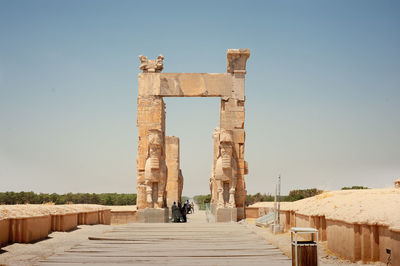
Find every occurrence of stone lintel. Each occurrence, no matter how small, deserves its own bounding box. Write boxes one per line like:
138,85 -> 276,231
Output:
139,73 -> 235,97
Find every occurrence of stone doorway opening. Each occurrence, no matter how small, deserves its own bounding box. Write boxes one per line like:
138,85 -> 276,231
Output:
164,97 -> 220,199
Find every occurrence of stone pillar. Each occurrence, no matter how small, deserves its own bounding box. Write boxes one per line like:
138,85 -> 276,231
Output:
136,96 -> 166,210
218,49 -> 250,220
165,136 -> 184,207
136,55 -> 167,211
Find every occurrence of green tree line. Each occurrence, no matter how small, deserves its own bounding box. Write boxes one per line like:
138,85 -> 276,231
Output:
245,188 -> 323,205
193,194 -> 211,210
0,191 -> 137,205
194,188 -> 323,207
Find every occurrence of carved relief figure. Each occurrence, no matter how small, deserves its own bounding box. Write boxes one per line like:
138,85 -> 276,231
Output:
144,129 -> 167,208
213,129 -> 237,208
139,54 -> 164,73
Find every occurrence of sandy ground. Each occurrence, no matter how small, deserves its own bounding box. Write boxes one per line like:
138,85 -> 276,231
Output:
0,204 -> 111,219
242,220 -> 386,266
251,188 -> 400,228
109,205 -> 137,212
0,224 -> 111,266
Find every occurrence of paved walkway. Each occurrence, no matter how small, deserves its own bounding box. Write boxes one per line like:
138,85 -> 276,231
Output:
39,211 -> 291,266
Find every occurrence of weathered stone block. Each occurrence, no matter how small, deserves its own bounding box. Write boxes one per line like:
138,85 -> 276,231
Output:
165,136 -> 183,207
232,129 -> 245,144
160,73 -> 232,97
137,208 -> 169,223
215,208 -> 237,222
138,73 -> 161,96
111,211 -> 137,225
227,49 -> 250,74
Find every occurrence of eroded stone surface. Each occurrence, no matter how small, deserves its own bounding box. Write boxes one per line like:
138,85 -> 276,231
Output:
210,128 -> 237,208
136,50 -> 250,221
165,136 -> 184,207
139,54 -> 164,73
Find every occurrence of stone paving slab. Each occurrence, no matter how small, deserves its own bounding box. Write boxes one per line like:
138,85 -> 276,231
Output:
39,212 -> 291,266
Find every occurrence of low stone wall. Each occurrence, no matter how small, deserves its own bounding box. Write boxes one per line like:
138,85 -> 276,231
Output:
51,213 -> 78,232
9,215 -> 52,243
111,211 -> 137,225
390,227 -> 400,266
249,207 -> 398,264
0,219 -> 10,247
245,207 -> 259,218
0,208 -> 112,248
99,209 -> 111,225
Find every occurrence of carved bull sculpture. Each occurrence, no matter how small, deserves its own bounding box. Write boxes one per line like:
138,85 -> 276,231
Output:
144,129 -> 167,208
212,128 -> 237,208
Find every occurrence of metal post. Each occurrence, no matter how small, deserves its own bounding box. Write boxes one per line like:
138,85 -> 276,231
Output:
278,175 -> 281,227
273,183 -> 277,233
295,232 -> 298,266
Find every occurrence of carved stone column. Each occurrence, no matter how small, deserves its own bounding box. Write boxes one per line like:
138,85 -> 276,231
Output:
165,136 -> 184,207
218,49 -> 250,220
136,55 -> 167,211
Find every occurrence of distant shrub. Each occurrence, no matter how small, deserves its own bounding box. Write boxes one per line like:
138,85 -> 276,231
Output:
193,194 -> 211,210
341,186 -> 369,190
245,193 -> 274,206
286,188 -> 323,201
181,196 -> 190,203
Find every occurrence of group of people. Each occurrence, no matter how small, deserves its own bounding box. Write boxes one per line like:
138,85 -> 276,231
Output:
171,200 -> 194,223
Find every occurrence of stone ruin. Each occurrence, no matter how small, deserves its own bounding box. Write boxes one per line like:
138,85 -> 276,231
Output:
136,49 -> 250,222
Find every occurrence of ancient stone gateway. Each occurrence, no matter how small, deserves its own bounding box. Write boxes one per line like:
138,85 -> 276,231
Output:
136,49 -> 250,222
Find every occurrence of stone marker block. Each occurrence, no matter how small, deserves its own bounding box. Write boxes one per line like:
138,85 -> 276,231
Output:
216,208 -> 237,223
137,208 -> 169,223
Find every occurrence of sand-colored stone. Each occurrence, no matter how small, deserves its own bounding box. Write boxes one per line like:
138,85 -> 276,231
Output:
210,128 -> 237,209
51,213 -> 78,232
165,136 -> 184,207
0,204 -> 112,248
139,73 -> 234,97
249,188 -> 400,264
395,178 -> 400,188
143,129 -> 167,209
251,188 -> 400,228
139,54 -> 164,73
110,211 -> 137,225
9,215 -> 51,243
0,204 -> 111,219
136,50 -> 250,222
0,218 -> 10,247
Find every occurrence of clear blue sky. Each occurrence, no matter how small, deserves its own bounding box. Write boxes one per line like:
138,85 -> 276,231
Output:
1,0 -> 399,196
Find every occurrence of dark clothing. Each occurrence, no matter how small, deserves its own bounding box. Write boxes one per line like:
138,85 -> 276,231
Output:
182,203 -> 187,222
171,203 -> 180,223
177,202 -> 183,222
